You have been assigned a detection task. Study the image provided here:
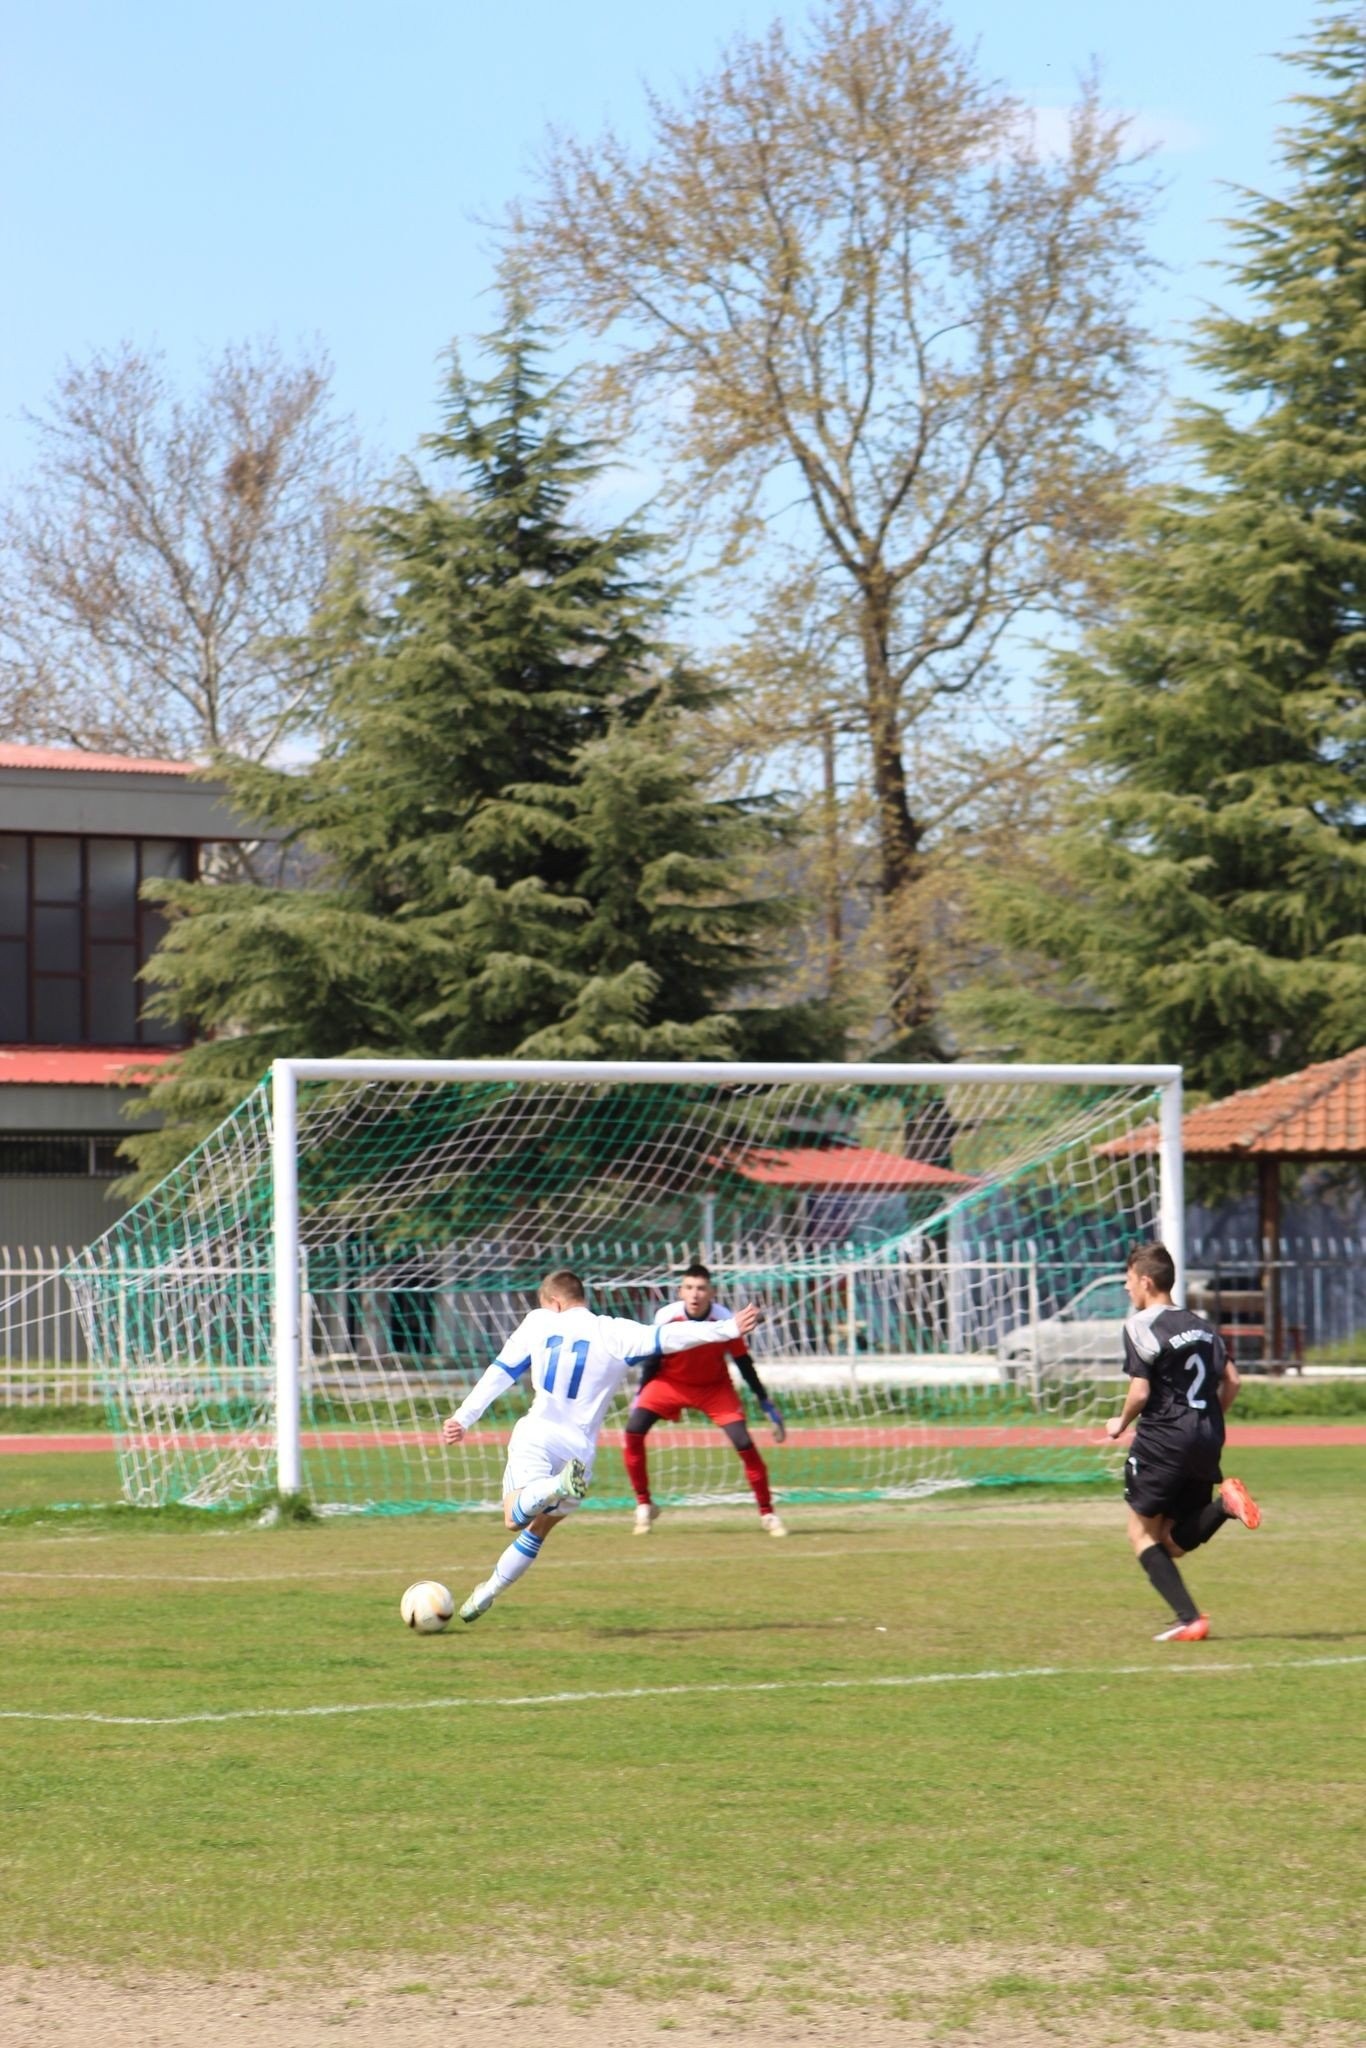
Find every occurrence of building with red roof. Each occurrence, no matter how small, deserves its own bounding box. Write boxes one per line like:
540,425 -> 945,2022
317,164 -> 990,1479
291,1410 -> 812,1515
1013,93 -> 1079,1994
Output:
724,1144 -> 976,1194
0,744 -> 261,1244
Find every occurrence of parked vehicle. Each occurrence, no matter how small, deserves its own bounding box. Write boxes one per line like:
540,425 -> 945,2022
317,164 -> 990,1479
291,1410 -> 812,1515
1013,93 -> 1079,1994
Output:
1000,1273 -> 1130,1376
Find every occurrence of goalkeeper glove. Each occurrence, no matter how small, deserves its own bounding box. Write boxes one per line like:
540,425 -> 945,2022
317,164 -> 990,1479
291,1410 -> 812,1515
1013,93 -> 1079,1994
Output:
761,1399 -> 787,1444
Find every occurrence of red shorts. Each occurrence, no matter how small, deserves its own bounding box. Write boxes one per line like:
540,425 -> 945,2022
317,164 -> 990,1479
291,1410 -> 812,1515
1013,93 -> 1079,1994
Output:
632,1376 -> 744,1427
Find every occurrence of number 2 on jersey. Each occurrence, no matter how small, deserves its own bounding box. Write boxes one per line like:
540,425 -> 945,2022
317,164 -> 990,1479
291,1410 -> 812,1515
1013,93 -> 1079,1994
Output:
1184,1356 -> 1208,1410
543,1335 -> 591,1399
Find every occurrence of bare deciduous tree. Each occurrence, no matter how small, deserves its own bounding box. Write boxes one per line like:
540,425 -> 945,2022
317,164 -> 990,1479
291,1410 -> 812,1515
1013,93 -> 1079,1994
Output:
0,338 -> 365,767
510,0 -> 1155,1047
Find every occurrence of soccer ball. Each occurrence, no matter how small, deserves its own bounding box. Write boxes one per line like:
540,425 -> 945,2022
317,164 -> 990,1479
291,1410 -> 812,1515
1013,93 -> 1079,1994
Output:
401,1580 -> 454,1633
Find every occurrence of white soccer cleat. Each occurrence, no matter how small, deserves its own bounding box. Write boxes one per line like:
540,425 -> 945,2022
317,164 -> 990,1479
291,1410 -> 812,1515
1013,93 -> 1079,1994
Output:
760,1511 -> 788,1538
459,1580 -> 496,1624
553,1458 -> 590,1502
633,1503 -> 660,1535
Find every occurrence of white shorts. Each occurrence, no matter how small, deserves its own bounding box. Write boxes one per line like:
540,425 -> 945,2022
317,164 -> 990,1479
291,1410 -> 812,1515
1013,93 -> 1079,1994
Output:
501,1415 -> 595,1512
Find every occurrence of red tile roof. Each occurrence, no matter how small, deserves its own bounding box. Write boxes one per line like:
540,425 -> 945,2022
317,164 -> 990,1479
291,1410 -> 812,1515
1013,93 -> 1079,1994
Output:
1177,1049 -> 1366,1157
724,1145 -> 976,1191
1106,1048 -> 1366,1159
0,743 -> 197,776
0,1048 -> 179,1085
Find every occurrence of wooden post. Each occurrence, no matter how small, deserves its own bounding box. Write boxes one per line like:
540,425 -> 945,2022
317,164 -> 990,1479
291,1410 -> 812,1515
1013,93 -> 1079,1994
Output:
1259,1158 -> 1281,1371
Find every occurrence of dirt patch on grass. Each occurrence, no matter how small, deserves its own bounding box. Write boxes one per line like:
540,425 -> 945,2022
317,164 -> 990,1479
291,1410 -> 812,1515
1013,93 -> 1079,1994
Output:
2,1949 -> 1358,2048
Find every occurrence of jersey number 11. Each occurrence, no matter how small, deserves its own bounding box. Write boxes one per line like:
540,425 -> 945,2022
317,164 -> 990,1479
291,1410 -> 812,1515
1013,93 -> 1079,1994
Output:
544,1336 -> 590,1398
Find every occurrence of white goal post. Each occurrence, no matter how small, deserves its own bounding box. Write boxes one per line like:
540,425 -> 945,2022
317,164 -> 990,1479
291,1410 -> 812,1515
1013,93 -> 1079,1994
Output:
266,1059 -> 1184,1501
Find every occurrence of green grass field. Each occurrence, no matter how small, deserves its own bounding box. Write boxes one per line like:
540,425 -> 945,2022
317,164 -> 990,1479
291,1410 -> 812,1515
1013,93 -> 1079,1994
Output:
2,1443 -> 1364,2045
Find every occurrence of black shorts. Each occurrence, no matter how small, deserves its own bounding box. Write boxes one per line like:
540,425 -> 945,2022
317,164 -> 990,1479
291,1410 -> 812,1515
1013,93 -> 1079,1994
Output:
1123,1434 -> 1223,1520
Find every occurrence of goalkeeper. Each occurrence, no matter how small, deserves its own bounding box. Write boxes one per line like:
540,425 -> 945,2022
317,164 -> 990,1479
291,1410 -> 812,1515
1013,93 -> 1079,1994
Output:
625,1263 -> 788,1538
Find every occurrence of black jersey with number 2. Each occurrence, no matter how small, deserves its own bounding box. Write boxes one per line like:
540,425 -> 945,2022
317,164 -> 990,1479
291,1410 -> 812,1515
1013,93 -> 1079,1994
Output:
1122,1305 -> 1227,1455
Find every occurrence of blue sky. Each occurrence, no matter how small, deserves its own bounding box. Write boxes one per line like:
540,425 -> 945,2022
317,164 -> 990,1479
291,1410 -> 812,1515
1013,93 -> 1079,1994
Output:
0,0 -> 1320,479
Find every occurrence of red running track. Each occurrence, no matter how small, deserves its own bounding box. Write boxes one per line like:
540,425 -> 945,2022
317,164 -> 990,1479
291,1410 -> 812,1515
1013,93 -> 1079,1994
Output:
1,1424 -> 1363,1456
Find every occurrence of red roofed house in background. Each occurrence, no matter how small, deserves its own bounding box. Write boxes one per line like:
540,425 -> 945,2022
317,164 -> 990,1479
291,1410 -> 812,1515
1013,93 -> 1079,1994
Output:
714,1142 -> 977,1248
1111,1047 -> 1366,1368
725,1145 -> 976,1194
0,745 -> 263,1247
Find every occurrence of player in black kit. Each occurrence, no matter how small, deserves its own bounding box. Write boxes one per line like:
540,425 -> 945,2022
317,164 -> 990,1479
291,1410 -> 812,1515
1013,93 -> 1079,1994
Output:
1105,1241 -> 1261,1641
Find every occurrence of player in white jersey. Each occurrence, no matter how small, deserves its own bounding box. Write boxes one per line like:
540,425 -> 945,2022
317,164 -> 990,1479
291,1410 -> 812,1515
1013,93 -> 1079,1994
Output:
441,1268 -> 761,1623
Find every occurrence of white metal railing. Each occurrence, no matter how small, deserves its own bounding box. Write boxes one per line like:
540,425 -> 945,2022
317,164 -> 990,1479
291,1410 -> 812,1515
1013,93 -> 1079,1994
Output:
11,1226 -> 1364,1412
0,1246 -> 99,1405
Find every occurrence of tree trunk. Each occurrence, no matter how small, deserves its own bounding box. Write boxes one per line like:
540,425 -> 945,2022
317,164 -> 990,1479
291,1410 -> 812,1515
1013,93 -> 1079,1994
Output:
862,612 -> 933,1051
819,716 -> 843,997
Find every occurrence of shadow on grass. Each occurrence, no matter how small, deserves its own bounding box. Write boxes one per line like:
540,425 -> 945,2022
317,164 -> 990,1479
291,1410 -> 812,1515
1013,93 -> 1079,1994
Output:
1219,1628 -> 1366,1645
591,1618 -> 855,1640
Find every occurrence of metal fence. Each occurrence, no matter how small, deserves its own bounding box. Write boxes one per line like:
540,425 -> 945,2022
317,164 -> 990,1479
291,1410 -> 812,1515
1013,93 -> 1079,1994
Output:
1188,1235 -> 1366,1370
0,1246 -> 99,1405
2,1233 -> 1364,1407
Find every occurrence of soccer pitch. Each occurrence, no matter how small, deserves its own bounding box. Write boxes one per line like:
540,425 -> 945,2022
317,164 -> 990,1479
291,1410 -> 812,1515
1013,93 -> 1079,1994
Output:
1,1445 -> 1363,2047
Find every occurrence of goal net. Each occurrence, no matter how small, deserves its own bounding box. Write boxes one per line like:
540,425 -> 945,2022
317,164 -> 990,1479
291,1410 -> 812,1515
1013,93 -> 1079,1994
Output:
65,1060 -> 1180,1512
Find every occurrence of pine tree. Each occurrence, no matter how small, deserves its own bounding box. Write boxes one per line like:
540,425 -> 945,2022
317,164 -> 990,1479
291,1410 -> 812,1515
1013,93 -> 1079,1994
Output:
955,9 -> 1366,1096
124,318 -> 810,1186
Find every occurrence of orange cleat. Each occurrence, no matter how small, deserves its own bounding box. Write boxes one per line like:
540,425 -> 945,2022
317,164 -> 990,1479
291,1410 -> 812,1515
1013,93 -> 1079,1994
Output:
1221,1476 -> 1261,1529
1154,1615 -> 1210,1643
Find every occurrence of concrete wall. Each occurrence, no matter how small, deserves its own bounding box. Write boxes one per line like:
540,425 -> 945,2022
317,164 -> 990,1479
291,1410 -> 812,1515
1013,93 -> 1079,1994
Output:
0,763 -> 254,839
0,1177 -> 129,1252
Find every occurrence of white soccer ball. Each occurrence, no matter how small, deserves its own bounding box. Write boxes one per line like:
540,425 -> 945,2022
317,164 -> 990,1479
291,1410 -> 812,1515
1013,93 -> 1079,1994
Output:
401,1580 -> 454,1634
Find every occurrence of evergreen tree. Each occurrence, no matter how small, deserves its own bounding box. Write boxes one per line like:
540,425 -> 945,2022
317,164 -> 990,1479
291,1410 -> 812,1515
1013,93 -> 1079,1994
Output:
955,9 -> 1366,1096
125,319 -> 812,1187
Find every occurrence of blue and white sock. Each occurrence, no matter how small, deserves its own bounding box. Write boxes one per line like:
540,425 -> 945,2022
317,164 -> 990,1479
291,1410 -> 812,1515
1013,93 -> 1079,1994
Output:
510,1475 -> 567,1527
490,1528 -> 544,1595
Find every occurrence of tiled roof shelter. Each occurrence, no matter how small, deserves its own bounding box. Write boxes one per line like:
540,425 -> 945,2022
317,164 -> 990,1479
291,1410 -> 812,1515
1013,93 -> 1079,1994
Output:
1174,1048 -> 1366,1161
1111,1047 -> 1366,1366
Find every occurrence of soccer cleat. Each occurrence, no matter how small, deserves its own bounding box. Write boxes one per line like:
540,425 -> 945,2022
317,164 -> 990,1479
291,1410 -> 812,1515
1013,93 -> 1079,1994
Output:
633,1503 -> 660,1536
760,1511 -> 788,1538
1220,1475 -> 1262,1529
552,1458 -> 590,1502
1153,1614 -> 1209,1643
459,1581 -> 496,1624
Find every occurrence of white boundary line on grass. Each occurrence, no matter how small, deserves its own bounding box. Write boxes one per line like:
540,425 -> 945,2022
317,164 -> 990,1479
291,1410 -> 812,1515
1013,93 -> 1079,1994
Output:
3,1653 -> 1363,1729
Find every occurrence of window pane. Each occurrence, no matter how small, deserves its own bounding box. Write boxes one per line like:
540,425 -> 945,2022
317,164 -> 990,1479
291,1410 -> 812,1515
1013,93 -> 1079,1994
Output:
0,837 -> 27,937
88,839 -> 137,938
33,837 -> 81,902
34,905 -> 82,973
138,906 -> 168,969
90,944 -> 138,1044
140,840 -> 190,882
0,937 -> 25,1037
140,1002 -> 188,1047
33,978 -> 82,1042
0,1136 -> 89,1176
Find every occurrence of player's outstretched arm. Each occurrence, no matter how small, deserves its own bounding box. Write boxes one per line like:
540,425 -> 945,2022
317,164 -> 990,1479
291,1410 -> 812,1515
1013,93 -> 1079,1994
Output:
654,1301 -> 762,1354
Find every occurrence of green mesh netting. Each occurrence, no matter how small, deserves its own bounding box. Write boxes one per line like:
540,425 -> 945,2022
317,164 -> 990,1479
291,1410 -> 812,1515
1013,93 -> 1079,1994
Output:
65,1067 -> 1166,1511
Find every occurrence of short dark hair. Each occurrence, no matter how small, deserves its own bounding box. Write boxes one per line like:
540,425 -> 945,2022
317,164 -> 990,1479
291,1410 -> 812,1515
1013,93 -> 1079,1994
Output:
681,1263 -> 711,1283
540,1268 -> 586,1304
1126,1241 -> 1175,1293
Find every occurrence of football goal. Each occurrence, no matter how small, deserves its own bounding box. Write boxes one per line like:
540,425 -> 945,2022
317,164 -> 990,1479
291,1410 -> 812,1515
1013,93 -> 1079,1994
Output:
65,1059 -> 1183,1512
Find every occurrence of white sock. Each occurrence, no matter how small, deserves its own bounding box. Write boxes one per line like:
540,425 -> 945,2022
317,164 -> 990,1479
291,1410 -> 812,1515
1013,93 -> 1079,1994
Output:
491,1528 -> 544,1593
510,1476 -> 565,1526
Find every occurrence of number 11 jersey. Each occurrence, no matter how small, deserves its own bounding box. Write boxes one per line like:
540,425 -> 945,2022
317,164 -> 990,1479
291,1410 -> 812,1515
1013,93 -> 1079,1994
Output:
491,1305 -> 664,1454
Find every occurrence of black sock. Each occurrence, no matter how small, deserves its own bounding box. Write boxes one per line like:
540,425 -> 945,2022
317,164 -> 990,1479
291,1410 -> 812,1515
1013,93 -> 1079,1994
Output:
1139,1545 -> 1199,1624
1170,1500 -> 1231,1555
